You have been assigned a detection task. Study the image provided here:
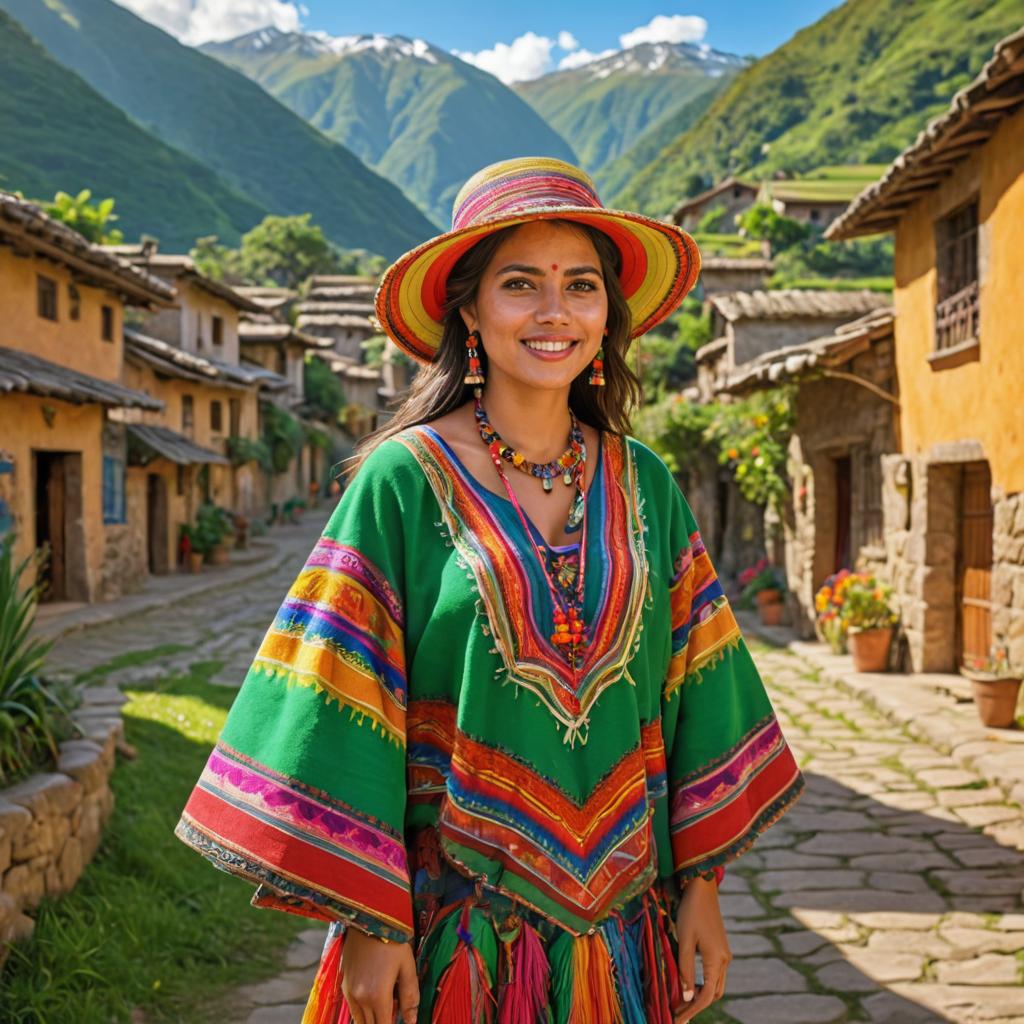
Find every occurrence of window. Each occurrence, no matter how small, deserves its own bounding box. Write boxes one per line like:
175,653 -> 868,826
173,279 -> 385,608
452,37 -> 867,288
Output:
212,315 -> 224,347
229,398 -> 241,436
195,311 -> 203,350
210,399 -> 223,433
102,455 -> 126,524
934,200 -> 979,352
176,465 -> 185,496
68,284 -> 81,321
809,208 -> 821,223
101,305 -> 114,341
182,394 -> 194,437
37,275 -> 57,321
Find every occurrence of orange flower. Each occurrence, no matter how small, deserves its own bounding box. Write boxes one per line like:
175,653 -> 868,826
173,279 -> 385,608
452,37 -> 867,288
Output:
728,447 -> 739,460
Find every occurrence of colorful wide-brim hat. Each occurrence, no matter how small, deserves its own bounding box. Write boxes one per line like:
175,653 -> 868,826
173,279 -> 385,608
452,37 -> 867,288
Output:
375,157 -> 702,364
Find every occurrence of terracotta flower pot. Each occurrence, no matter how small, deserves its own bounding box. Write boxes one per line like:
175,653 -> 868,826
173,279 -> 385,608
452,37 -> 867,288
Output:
208,544 -> 230,566
759,601 -> 784,626
187,551 -> 204,574
963,672 -> 1022,729
848,627 -> 892,672
756,588 -> 782,607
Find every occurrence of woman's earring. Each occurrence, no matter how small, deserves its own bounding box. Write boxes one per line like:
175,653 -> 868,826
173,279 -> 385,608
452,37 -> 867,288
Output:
464,329 -> 485,390
589,346 -> 606,387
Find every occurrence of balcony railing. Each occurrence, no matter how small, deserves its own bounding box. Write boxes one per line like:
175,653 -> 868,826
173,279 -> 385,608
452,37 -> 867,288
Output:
935,280 -> 979,352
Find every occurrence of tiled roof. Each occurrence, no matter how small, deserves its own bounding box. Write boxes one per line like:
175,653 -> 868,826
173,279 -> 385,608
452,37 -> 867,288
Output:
671,176 -> 757,221
827,27 -> 1024,239
238,322 -> 332,349
0,345 -> 162,409
0,193 -> 174,306
708,289 -> 890,322
126,424 -> 228,465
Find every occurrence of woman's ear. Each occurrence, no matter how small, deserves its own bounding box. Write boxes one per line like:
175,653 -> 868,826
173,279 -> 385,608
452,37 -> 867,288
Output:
459,304 -> 477,334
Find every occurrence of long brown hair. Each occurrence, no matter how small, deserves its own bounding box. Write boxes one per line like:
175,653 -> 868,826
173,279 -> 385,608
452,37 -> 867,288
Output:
346,220 -> 642,479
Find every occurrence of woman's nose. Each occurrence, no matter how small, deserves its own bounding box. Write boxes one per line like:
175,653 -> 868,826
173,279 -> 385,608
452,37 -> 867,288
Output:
534,284 -> 571,324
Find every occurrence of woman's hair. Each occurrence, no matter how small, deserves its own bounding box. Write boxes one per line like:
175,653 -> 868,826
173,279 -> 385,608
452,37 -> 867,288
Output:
345,219 -> 641,479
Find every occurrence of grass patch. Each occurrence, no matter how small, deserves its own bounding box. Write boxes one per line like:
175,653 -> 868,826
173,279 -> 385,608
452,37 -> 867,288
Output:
74,643 -> 191,685
0,659 -> 307,1023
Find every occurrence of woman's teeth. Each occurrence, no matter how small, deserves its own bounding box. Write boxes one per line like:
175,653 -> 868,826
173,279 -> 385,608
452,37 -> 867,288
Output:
523,339 -> 575,352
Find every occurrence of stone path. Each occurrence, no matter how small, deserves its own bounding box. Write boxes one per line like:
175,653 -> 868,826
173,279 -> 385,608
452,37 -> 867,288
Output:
60,529 -> 1024,1023
221,643 -> 1024,1024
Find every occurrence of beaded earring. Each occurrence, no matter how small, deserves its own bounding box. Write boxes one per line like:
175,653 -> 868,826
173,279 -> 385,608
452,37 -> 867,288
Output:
588,347 -> 606,387
464,329 -> 485,388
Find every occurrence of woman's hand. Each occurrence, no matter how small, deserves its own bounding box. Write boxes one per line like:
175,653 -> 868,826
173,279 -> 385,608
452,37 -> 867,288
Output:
674,876 -> 732,1023
341,926 -> 419,1024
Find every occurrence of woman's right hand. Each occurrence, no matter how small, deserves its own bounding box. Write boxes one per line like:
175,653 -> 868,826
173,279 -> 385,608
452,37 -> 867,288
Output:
341,926 -> 420,1024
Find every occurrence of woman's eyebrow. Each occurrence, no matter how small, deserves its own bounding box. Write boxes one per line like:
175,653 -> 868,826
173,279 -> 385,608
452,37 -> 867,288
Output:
495,263 -> 601,276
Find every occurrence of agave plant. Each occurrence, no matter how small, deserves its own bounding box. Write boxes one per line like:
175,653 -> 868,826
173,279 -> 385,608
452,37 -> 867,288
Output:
0,537 -> 72,783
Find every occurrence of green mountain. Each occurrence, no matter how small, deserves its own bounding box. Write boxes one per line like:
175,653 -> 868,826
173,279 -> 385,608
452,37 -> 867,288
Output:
0,10 -> 266,249
200,29 -> 576,227
614,0 -> 1024,215
597,79 -> 730,202
515,43 -> 746,179
0,0 -> 437,258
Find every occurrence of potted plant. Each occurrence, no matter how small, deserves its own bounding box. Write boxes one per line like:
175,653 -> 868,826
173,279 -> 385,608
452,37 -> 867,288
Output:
961,641 -> 1021,729
740,563 -> 787,625
840,574 -> 898,672
815,569 -> 854,654
197,504 -> 234,565
179,525 -> 205,574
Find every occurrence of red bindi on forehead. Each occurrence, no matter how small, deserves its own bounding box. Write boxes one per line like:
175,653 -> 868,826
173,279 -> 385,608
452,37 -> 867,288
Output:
551,264 -> 558,271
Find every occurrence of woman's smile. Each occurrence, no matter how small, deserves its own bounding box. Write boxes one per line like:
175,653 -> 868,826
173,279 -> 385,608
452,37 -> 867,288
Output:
521,335 -> 579,359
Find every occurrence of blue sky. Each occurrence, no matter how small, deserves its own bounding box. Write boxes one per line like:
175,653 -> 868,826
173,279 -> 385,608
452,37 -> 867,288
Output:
118,0 -> 844,80
300,1 -> 841,59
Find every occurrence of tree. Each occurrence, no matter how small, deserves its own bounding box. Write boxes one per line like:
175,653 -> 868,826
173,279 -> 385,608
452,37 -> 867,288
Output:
234,214 -> 341,289
42,189 -> 123,244
736,203 -> 810,252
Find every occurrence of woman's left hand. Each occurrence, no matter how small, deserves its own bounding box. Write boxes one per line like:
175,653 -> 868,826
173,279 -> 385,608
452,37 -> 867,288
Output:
673,876 -> 732,1023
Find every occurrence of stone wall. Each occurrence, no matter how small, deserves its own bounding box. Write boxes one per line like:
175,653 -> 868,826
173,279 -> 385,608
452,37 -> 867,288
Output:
0,686 -> 126,963
991,486 -> 1024,673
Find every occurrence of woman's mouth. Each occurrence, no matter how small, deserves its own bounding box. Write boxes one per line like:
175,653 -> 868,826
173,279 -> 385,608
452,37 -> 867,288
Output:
521,337 -> 578,360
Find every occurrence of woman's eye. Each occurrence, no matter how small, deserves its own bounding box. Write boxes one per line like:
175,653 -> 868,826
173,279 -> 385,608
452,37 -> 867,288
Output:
569,280 -> 598,291
503,278 -> 533,290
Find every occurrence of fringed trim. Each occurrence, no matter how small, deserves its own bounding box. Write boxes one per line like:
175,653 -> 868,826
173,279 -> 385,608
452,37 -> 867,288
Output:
301,929 -> 345,1024
497,919 -> 549,1024
675,771 -> 805,883
432,901 -> 497,1024
638,892 -> 680,1024
567,931 -> 624,1024
251,660 -> 406,747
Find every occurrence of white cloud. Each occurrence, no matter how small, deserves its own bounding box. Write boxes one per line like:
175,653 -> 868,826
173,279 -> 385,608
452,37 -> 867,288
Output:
453,31 -> 557,84
113,0 -> 304,45
557,30 -> 579,51
619,14 -> 707,49
557,47 -> 616,70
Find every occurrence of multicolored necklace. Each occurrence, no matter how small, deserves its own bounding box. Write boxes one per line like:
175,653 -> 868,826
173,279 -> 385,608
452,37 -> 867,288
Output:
474,395 -> 590,671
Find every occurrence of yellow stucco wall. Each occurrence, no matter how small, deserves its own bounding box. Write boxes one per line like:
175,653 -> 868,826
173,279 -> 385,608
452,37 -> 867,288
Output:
0,393 -> 106,599
0,249 -> 124,381
893,106 -> 1024,492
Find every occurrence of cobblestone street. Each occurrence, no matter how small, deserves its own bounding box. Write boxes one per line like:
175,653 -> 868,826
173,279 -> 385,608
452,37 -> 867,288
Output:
56,520 -> 1024,1024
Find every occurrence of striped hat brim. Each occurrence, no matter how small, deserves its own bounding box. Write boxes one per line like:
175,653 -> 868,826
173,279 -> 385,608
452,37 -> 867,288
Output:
375,206 -> 702,364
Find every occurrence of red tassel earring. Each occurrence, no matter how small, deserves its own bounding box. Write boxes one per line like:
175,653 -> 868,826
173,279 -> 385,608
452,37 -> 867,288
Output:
588,348 -> 606,387
464,329 -> 485,390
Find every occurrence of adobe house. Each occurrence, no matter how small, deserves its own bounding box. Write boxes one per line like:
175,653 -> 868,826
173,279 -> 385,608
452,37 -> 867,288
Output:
698,256 -> 773,298
695,289 -> 892,402
671,176 -> 758,232
827,27 -> 1024,675
0,193 -> 172,601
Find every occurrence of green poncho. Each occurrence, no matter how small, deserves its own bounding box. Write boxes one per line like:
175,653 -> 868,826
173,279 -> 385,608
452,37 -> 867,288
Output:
177,425 -> 802,1021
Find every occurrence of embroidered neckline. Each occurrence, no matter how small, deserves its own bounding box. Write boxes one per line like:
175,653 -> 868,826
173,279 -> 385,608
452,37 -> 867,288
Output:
397,425 -> 648,746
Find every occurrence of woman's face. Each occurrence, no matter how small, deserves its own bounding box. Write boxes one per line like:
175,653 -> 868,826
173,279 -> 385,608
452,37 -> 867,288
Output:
460,220 -> 609,394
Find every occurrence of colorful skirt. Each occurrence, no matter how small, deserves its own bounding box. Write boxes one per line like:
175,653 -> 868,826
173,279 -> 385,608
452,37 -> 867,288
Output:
302,825 -> 683,1024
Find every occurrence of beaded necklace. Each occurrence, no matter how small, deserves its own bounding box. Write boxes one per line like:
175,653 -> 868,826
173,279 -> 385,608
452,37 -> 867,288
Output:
474,394 -> 590,672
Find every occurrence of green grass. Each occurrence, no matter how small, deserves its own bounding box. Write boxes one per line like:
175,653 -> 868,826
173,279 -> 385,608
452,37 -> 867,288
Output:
768,275 -> 894,292
0,658 -> 307,1024
691,232 -> 766,258
73,643 -> 191,686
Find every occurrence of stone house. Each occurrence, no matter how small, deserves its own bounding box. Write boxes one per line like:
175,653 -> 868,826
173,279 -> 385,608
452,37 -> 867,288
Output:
826,27 -> 1024,675
0,193 -> 173,602
698,257 -> 773,298
695,289 -> 892,402
719,308 -> 898,639
671,176 -> 758,232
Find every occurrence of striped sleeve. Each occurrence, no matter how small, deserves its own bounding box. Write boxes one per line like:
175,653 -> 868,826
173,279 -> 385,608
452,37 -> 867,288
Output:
175,442 -> 422,941
661,485 -> 804,882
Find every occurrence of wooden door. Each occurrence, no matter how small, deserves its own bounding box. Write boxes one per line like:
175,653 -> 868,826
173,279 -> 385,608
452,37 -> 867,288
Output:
957,461 -> 993,670
833,455 -> 852,572
34,452 -> 67,601
147,473 -> 169,575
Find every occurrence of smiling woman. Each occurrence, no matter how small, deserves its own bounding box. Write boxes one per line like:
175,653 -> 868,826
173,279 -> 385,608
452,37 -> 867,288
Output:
175,157 -> 805,1024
